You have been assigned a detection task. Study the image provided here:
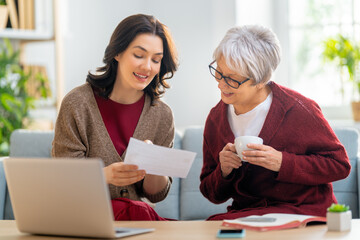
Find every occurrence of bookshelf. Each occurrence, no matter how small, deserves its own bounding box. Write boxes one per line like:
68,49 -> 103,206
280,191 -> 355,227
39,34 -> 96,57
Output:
0,0 -> 53,40
0,28 -> 53,40
0,0 -> 56,130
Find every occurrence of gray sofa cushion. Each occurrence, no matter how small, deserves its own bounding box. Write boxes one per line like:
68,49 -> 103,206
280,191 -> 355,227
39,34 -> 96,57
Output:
3,127 -> 360,220
10,129 -> 54,158
0,158 -> 6,219
155,131 -> 182,219
332,128 -> 359,218
179,126 -> 231,220
4,130 -> 54,219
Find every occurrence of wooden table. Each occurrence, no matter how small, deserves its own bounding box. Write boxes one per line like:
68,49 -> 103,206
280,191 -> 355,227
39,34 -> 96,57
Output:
0,220 -> 359,239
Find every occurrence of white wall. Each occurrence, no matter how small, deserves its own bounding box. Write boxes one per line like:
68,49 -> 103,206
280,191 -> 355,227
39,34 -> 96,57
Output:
56,0 -> 236,129
236,0 -> 289,87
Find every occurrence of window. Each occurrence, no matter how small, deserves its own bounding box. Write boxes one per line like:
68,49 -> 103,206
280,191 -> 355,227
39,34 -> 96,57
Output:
288,0 -> 360,106
236,0 -> 360,107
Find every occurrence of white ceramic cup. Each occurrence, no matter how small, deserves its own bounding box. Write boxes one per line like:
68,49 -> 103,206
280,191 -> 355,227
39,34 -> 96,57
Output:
234,136 -> 263,162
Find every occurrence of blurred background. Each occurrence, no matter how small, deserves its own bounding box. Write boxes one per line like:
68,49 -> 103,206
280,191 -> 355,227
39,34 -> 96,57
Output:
0,0 -> 360,155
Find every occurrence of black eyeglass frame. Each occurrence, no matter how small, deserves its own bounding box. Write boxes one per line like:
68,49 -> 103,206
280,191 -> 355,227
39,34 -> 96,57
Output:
208,61 -> 250,89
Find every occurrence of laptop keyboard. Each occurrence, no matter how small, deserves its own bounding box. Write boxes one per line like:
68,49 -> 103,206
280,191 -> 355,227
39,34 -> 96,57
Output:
115,227 -> 129,233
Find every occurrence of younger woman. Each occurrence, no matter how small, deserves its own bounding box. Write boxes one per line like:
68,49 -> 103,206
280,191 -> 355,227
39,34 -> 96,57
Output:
52,14 -> 178,220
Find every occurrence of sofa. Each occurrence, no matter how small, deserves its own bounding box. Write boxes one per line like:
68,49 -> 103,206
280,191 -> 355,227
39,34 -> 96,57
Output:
0,126 -> 359,220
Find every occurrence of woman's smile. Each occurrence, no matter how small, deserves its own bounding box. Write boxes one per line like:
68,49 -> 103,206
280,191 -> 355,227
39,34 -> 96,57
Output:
133,72 -> 149,82
221,91 -> 234,98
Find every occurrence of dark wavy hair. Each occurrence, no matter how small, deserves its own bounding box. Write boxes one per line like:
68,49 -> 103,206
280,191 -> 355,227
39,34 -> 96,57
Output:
86,14 -> 178,104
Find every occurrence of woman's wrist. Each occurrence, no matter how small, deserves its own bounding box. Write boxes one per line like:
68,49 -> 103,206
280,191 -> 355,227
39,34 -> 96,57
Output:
143,175 -> 169,195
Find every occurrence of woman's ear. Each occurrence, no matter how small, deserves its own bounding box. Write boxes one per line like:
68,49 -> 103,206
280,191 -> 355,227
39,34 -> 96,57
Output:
114,54 -> 121,62
256,82 -> 265,89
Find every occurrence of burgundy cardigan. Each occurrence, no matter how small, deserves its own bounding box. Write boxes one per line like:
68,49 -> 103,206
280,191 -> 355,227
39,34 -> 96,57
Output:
200,81 -> 351,219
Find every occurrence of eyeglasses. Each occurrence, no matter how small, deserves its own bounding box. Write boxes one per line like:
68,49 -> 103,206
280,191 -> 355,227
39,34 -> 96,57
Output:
209,61 -> 250,89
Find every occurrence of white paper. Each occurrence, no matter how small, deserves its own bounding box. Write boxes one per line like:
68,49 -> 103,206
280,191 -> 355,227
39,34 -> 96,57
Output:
124,138 -> 196,178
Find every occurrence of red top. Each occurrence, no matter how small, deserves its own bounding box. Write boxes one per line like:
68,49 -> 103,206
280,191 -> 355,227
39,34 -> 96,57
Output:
94,93 -> 145,156
200,81 -> 351,220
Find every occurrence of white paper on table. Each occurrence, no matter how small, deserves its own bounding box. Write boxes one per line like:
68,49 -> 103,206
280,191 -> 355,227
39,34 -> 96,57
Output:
124,138 -> 196,178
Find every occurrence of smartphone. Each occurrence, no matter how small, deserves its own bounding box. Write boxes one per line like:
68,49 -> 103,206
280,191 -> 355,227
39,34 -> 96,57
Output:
217,229 -> 245,238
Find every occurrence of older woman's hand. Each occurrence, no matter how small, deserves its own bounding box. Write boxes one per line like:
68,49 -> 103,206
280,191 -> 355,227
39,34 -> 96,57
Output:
242,143 -> 282,172
219,143 -> 242,178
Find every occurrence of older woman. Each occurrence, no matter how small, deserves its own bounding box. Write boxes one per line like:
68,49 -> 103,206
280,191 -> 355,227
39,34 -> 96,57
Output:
200,25 -> 351,220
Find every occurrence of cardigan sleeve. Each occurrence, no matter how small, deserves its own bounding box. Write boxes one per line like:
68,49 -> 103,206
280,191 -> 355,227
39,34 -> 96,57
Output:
199,128 -> 238,204
275,101 -> 351,185
136,177 -> 172,203
134,102 -> 175,203
159,114 -> 175,148
277,143 -> 350,185
51,94 -> 87,158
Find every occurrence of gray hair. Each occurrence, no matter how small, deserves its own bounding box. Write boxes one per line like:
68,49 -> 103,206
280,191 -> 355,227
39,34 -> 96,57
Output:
213,25 -> 281,84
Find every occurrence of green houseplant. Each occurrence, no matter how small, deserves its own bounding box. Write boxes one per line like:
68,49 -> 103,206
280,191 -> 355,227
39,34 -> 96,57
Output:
327,203 -> 350,213
0,38 -> 49,156
322,34 -> 360,121
326,203 -> 352,231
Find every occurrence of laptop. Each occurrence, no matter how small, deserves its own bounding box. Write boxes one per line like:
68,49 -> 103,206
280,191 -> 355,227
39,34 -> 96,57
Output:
3,157 -> 154,238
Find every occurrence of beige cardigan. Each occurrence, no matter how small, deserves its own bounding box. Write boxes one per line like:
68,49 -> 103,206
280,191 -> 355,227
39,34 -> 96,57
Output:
52,83 -> 174,203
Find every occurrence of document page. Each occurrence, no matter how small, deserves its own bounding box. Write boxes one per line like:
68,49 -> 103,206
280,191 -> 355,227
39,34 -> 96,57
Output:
124,138 -> 196,178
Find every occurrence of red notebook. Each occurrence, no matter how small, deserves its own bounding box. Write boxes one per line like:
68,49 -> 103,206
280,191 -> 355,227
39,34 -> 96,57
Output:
222,213 -> 326,232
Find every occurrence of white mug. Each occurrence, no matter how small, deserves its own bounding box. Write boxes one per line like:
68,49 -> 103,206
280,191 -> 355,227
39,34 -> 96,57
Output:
234,136 -> 263,162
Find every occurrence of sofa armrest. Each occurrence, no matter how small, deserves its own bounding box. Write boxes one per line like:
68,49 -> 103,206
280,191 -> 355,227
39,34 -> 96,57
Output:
333,127 -> 360,219
358,157 -> 360,219
0,157 -> 8,220
9,129 -> 54,158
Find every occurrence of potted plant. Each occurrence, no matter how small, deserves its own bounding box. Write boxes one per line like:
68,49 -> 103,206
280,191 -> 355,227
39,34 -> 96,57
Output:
0,38 -> 50,156
326,203 -> 352,231
322,34 -> 360,121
